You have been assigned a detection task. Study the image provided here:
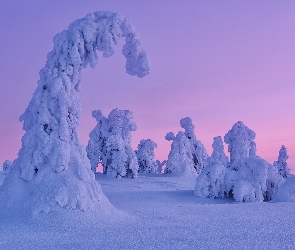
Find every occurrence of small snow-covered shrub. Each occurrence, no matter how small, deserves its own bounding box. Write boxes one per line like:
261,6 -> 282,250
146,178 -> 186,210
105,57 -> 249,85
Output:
136,139 -> 158,174
164,131 -> 196,177
274,176 -> 295,202
194,158 -> 226,198
273,145 -> 290,179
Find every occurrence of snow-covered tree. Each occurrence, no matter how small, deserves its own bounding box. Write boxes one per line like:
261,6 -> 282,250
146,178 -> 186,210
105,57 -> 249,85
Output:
180,117 -> 208,173
156,160 -> 166,174
195,136 -> 227,198
211,136 -> 228,167
164,132 -> 196,177
224,121 -> 256,167
87,108 -> 139,178
273,145 -> 290,179
1,160 -> 12,172
195,122 -> 284,202
0,11 -> 150,215
136,139 -> 158,174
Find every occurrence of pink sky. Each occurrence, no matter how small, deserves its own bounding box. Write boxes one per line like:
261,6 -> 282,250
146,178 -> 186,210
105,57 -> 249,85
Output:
0,1 -> 294,172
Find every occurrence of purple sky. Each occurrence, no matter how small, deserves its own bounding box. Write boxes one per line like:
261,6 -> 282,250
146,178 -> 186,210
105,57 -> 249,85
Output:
0,1 -> 294,172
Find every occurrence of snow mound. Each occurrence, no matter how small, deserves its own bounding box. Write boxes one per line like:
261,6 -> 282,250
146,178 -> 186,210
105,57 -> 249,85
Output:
274,176 -> 295,202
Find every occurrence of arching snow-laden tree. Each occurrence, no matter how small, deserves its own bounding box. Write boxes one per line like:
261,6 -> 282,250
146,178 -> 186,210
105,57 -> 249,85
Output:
0,11 -> 150,215
164,131 -> 196,177
87,108 -> 139,178
273,145 -> 290,179
135,139 -> 159,174
180,117 -> 208,174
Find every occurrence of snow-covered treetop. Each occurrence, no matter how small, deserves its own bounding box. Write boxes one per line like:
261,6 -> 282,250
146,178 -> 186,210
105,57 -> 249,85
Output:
224,121 -> 256,163
180,117 -> 196,140
211,136 -> 228,167
274,145 -> 290,179
165,132 -> 175,141
278,145 -> 289,162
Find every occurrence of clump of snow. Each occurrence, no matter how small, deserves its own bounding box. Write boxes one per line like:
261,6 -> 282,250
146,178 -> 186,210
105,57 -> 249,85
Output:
0,11 -> 150,216
273,176 -> 295,202
273,145 -> 290,179
164,117 -> 208,176
136,139 -> 159,174
87,108 -> 139,178
1,160 -> 12,172
195,122 -> 285,202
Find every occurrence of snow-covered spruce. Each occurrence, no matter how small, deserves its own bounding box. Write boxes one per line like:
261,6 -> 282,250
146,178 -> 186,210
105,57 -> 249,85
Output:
273,145 -> 290,179
0,11 -> 150,215
136,139 -> 159,174
87,108 -> 139,178
180,117 -> 208,173
164,132 -> 196,177
195,122 -> 284,202
194,136 -> 227,198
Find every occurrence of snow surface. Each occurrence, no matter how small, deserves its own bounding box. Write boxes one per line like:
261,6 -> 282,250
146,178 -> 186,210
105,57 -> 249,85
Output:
1,174 -> 295,249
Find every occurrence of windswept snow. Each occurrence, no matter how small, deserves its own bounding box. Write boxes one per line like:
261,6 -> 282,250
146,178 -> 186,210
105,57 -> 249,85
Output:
0,174 -> 295,249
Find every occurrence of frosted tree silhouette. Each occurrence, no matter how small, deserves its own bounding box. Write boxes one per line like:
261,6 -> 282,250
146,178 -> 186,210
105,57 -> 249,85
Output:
274,145 -> 290,179
180,117 -> 208,173
87,108 -> 139,178
164,131 -> 196,176
0,11 -> 150,214
136,139 -> 158,174
211,136 -> 229,167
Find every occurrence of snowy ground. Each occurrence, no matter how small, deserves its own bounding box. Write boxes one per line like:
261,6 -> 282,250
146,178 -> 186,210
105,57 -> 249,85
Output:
1,173 -> 295,249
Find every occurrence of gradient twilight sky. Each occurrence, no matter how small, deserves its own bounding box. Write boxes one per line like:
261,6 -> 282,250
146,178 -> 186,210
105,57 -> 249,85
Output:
0,1 -> 294,172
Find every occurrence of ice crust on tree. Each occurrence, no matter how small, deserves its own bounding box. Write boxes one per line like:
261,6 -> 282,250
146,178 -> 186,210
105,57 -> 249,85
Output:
0,11 -> 150,215
136,139 -> 159,174
86,108 -> 139,178
195,122 -> 284,202
164,118 -> 208,176
273,145 -> 290,179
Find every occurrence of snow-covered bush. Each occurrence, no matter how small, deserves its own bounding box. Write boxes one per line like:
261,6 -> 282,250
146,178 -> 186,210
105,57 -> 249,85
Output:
195,122 -> 284,202
164,132 -> 196,177
87,108 -> 139,178
136,139 -> 159,174
194,158 -> 226,198
273,145 -> 290,179
0,11 -> 150,215
180,117 -> 208,173
1,160 -> 12,172
273,176 -> 295,202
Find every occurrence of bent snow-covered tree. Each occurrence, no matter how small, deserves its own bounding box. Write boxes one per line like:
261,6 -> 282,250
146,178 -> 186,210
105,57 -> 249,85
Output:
274,145 -> 290,179
0,11 -> 150,214
87,108 -> 139,178
136,139 -> 158,174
